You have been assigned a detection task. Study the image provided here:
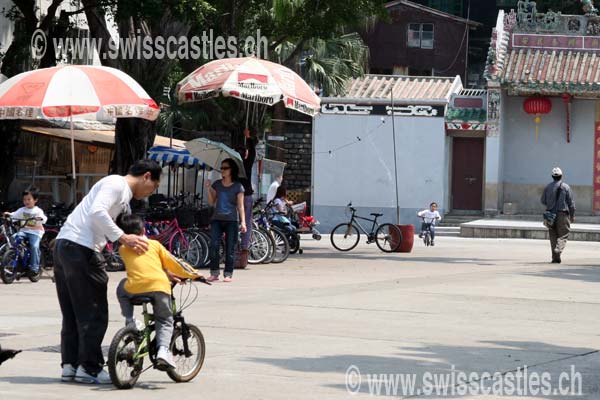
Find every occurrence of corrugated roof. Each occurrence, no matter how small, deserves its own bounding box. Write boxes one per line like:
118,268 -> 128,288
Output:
500,48 -> 600,95
21,126 -> 186,148
322,75 -> 461,104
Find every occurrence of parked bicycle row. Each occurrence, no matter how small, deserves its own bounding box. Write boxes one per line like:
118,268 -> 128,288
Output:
0,193 -> 410,285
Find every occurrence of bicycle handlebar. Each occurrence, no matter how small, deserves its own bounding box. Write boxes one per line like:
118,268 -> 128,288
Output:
169,276 -> 212,288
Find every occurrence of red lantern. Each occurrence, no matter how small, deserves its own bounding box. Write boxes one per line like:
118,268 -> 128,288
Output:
523,97 -> 552,142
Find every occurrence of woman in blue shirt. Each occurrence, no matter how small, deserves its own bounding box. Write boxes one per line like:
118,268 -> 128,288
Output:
207,158 -> 246,282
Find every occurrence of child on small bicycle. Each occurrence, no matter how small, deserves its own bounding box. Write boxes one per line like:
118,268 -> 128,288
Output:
417,202 -> 441,246
270,186 -> 297,234
115,214 -> 202,370
4,188 -> 47,277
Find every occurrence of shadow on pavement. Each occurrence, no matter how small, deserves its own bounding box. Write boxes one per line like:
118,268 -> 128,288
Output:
246,340 -> 599,398
523,265 -> 600,284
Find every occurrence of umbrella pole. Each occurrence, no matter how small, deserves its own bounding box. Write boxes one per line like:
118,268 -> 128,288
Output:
70,113 -> 77,202
200,169 -> 205,209
194,166 -> 198,207
167,163 -> 171,198
182,165 -> 185,201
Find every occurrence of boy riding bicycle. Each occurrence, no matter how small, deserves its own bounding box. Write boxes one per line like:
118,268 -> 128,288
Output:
4,188 -> 47,277
418,202 -> 441,246
115,214 -> 202,370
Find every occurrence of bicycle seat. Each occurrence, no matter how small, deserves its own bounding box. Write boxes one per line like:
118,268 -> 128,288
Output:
370,213 -> 383,217
130,296 -> 154,306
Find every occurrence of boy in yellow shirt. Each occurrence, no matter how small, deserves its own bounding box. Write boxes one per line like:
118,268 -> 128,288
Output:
116,214 -> 202,370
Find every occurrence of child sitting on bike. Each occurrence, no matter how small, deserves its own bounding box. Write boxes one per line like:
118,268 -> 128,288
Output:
269,186 -> 296,234
4,188 -> 47,277
115,214 -> 202,370
417,202 -> 441,246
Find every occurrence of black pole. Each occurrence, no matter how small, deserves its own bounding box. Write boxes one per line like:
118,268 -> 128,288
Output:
391,88 -> 400,225
167,162 -> 171,198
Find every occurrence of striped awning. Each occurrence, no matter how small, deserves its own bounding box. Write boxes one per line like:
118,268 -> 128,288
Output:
147,146 -> 205,167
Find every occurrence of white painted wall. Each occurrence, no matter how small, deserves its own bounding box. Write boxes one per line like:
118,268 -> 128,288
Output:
313,113 -> 449,231
502,97 -> 595,186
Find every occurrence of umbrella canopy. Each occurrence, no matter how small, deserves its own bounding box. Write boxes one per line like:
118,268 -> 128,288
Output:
0,65 -> 159,120
147,146 -> 205,168
185,138 -> 246,178
176,57 -> 320,116
0,65 -> 159,179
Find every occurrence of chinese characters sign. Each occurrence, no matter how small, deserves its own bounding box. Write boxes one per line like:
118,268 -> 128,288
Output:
512,34 -> 600,50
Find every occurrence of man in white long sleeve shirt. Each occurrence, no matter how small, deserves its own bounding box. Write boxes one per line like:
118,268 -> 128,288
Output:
54,160 -> 161,384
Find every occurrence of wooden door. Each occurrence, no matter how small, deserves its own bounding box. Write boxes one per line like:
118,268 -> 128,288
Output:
451,137 -> 484,211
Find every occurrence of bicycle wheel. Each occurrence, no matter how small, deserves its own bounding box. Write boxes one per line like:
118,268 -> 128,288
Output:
1,248 -> 16,284
28,255 -> 43,283
191,232 -> 209,269
167,323 -> 205,382
247,229 -> 270,264
198,231 -> 211,267
40,232 -> 56,275
288,233 -> 301,255
375,223 -> 402,253
270,228 -> 290,264
107,326 -> 144,389
104,243 -> 125,272
173,232 -> 202,267
330,223 -> 360,252
261,228 -> 275,264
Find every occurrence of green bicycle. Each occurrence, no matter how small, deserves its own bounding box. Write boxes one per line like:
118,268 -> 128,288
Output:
107,279 -> 209,389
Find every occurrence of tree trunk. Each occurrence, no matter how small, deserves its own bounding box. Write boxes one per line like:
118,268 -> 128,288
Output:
110,119 -> 156,175
0,121 -> 21,202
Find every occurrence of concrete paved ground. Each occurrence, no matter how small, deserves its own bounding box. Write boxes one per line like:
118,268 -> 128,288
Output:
0,236 -> 599,399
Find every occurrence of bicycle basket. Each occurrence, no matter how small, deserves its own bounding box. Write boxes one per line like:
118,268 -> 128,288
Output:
175,207 -> 196,228
195,208 -> 213,227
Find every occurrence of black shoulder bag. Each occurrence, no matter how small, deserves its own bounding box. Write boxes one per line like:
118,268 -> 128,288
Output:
543,184 -> 562,228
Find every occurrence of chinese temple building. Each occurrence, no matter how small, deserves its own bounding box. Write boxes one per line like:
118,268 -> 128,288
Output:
484,0 -> 600,216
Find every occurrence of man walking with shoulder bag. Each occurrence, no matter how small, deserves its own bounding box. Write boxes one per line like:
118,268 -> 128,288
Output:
541,167 -> 575,264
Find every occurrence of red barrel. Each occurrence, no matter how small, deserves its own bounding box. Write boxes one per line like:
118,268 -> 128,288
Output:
394,224 -> 414,253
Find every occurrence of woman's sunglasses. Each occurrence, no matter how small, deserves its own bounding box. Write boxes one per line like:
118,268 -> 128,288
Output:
221,166 -> 231,170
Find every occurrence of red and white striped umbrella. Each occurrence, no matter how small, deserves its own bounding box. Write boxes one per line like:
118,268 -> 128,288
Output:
176,57 -> 320,116
0,65 -> 160,179
0,65 -> 159,120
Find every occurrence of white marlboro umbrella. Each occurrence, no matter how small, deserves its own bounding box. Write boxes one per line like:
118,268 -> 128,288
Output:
0,65 -> 160,179
176,57 -> 320,116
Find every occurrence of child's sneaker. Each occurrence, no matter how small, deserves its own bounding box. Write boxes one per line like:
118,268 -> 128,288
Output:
74,366 -> 111,384
156,346 -> 176,369
61,363 -> 77,382
125,318 -> 143,331
207,275 -> 219,282
223,276 -> 232,282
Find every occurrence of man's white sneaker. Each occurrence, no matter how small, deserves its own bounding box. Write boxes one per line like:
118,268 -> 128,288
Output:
156,346 -> 176,370
74,366 -> 112,384
61,364 -> 77,382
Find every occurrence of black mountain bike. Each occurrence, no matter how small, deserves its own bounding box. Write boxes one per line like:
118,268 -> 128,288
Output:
330,203 -> 402,253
